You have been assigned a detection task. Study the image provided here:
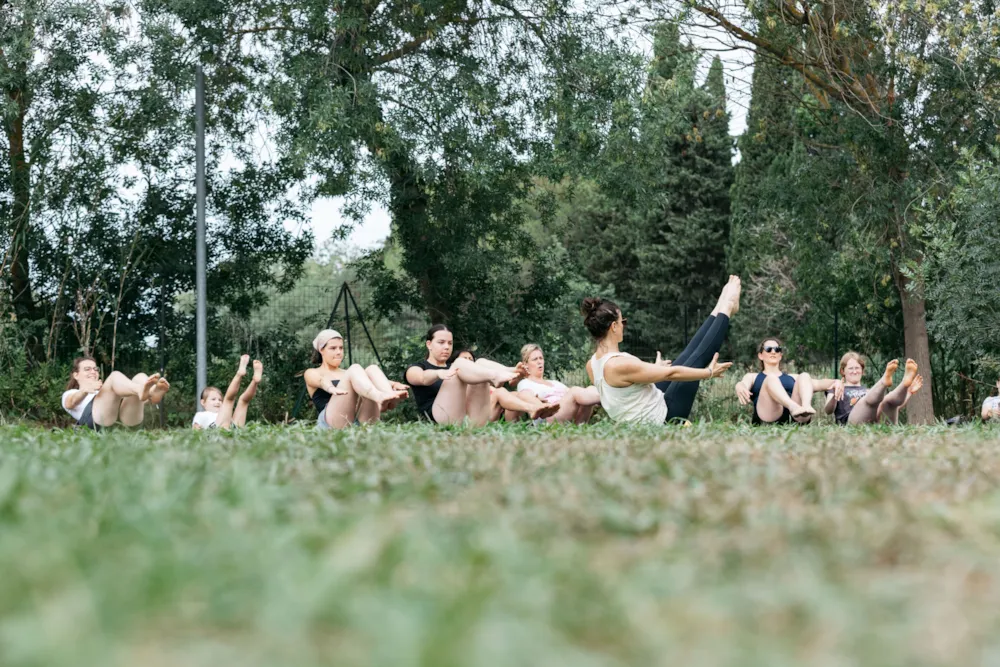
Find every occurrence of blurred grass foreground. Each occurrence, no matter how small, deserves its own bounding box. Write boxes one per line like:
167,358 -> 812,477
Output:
2,423 -> 1000,666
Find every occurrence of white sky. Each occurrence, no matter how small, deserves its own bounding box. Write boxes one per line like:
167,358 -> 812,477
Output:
306,28 -> 753,251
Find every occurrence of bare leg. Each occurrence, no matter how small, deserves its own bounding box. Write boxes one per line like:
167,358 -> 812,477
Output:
149,376 -> 170,405
547,386 -> 600,424
324,378 -> 360,429
231,360 -> 262,428
432,376 -> 472,424
569,385 -> 600,424
117,372 -> 160,427
432,359 -> 507,425
344,364 -> 399,423
466,383 -> 494,426
93,371 -> 160,426
755,374 -> 813,423
503,390 -> 549,422
363,365 -> 408,411
493,388 -> 559,422
471,358 -> 521,386
879,359 -> 918,424
217,355 -> 249,429
847,380 -> 888,425
790,373 -> 816,423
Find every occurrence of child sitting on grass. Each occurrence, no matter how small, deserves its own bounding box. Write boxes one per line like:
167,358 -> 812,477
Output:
193,355 -> 262,429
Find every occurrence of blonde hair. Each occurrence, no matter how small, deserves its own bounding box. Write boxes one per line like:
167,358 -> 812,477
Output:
839,351 -> 866,378
520,343 -> 542,364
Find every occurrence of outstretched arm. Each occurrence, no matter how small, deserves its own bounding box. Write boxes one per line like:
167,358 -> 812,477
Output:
304,368 -> 349,395
605,354 -> 731,386
405,365 -> 458,387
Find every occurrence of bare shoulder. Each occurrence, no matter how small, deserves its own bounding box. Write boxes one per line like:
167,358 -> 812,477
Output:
738,372 -> 757,385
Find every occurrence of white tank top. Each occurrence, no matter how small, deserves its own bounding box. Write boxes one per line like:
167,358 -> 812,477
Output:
591,352 -> 668,424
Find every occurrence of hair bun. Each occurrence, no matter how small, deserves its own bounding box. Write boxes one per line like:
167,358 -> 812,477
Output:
581,297 -> 602,317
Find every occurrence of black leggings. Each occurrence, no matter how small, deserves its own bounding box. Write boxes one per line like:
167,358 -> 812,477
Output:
654,313 -> 730,421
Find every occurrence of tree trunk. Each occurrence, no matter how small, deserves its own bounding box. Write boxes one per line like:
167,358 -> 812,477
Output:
898,271 -> 935,423
5,65 -> 44,362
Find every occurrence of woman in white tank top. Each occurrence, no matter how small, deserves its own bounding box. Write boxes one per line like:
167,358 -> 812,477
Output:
583,277 -> 739,424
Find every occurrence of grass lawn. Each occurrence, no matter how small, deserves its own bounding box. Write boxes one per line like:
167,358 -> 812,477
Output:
1,422 -> 999,666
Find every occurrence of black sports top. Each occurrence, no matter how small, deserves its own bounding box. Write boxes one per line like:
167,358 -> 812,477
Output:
407,359 -> 448,420
310,379 -> 340,413
750,372 -> 795,425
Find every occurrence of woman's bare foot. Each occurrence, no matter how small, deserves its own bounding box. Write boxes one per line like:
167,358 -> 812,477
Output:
791,404 -> 816,423
237,354 -> 250,377
712,277 -> 735,315
139,373 -> 160,402
252,360 -> 263,384
882,359 -> 899,387
901,358 -> 918,387
491,369 -> 519,388
373,391 -> 400,412
529,402 -> 560,420
150,377 -> 171,404
727,276 -> 741,316
385,389 -> 409,410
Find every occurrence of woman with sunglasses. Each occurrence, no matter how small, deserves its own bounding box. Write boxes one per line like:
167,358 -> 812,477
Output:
582,276 -> 738,424
823,352 -> 924,425
734,338 -> 839,424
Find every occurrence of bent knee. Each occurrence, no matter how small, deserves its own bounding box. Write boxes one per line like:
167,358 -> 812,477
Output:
365,364 -> 381,373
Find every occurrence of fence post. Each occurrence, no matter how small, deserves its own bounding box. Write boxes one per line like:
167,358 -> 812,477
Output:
159,283 -> 167,429
344,283 -> 352,365
195,64 -> 207,412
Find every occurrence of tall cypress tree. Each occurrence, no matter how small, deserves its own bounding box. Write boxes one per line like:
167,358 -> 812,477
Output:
631,24 -> 734,344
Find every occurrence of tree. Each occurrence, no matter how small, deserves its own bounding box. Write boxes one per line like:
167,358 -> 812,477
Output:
1,0 -> 312,368
687,0 -> 1000,421
634,26 -> 733,326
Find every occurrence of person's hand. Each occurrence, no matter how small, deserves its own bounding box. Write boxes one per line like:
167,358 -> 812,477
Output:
735,380 -> 752,405
706,353 -> 733,379
82,378 -> 102,393
832,379 -> 845,401
329,383 -> 349,396
390,381 -> 409,394
655,351 -> 672,367
438,368 -> 459,381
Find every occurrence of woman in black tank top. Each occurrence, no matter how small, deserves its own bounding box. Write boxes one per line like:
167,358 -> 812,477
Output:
303,329 -> 409,429
734,337 -> 840,424
405,326 -> 560,425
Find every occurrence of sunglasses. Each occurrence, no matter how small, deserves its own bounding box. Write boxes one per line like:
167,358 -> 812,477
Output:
762,345 -> 783,354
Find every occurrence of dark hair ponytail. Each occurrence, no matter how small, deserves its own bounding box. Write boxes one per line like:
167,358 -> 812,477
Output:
425,324 -> 451,341
581,298 -> 620,340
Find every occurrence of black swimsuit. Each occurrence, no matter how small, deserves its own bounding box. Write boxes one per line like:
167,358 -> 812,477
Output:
750,372 -> 795,425
310,380 -> 340,414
